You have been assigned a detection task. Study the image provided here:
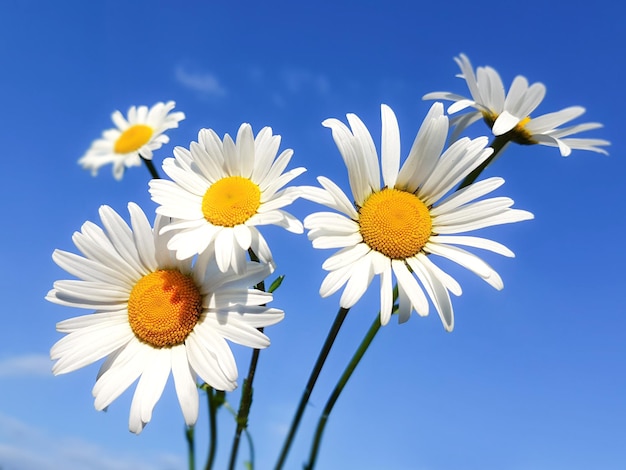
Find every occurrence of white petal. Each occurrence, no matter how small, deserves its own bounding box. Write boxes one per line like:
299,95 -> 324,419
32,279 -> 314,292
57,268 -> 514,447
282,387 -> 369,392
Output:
171,345 -> 199,426
492,111 -> 520,136
322,243 -> 371,271
92,340 -> 148,411
429,235 -> 515,257
425,243 -> 503,290
380,104 -> 400,188
319,263 -> 354,298
128,202 -> 158,271
186,333 -> 236,391
392,259 -> 428,316
51,322 -> 133,375
339,254 -> 376,308
431,177 -> 504,216
408,257 -> 454,332
191,322 -> 238,381
379,264 -> 393,326
236,124 -> 256,178
128,348 -> 171,433
233,224 -> 252,251
346,112 -> 380,192
214,229 -> 237,273
98,206 -> 144,276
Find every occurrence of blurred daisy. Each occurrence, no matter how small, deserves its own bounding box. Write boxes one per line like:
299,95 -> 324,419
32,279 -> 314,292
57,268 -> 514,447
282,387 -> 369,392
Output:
149,124 -> 305,273
423,54 -> 609,156
47,203 -> 283,433
79,101 -> 185,180
301,103 -> 533,331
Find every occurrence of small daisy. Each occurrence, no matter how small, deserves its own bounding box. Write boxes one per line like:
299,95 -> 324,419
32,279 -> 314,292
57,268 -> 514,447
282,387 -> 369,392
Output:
47,203 -> 283,433
149,124 -> 306,273
301,103 -> 533,331
79,101 -> 185,180
423,54 -> 609,156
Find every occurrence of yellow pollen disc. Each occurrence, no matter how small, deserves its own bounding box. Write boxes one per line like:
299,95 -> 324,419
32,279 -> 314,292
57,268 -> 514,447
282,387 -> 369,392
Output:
511,116 -> 536,144
127,270 -> 202,348
358,188 -> 432,260
114,124 -> 154,154
202,176 -> 261,227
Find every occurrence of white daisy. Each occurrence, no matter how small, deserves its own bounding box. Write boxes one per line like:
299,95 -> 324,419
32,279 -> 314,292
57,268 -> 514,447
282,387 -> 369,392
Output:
301,103 -> 533,331
149,124 -> 306,274
47,203 -> 283,433
79,101 -> 185,180
423,54 -> 610,156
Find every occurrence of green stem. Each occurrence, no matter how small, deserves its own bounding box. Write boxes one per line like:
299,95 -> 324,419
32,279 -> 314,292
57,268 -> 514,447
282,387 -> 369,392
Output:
304,313 -> 384,470
141,155 -> 161,179
274,306 -> 350,470
228,345 -> 262,470
456,135 -> 510,190
185,425 -> 195,470
223,399 -> 257,469
205,386 -> 220,470
227,249 -> 266,470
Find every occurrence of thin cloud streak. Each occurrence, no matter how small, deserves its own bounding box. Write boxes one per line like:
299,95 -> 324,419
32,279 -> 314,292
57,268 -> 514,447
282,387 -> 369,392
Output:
0,413 -> 183,470
175,65 -> 227,97
0,353 -> 51,378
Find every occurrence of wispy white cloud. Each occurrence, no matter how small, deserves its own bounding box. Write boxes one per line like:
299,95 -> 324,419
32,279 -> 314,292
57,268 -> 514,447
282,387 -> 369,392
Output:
175,65 -> 227,97
281,68 -> 330,96
0,353 -> 51,378
0,413 -> 183,470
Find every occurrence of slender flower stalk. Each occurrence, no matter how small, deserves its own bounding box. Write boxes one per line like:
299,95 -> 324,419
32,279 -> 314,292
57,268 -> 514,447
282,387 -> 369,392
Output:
204,385 -> 224,470
228,248 -> 266,470
142,156 -> 161,180
304,312 -> 385,470
274,307 -> 350,470
185,425 -> 195,470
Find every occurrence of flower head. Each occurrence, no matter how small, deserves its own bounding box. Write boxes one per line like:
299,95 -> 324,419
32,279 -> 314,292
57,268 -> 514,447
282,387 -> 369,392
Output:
149,124 -> 306,273
79,101 -> 185,180
423,54 -> 609,156
47,203 -> 283,433
301,103 -> 533,331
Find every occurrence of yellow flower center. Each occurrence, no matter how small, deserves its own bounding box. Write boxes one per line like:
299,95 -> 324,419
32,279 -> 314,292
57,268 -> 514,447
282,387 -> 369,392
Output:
358,188 -> 432,260
202,176 -> 261,227
511,116 -> 536,144
114,124 -> 154,154
127,270 -> 202,348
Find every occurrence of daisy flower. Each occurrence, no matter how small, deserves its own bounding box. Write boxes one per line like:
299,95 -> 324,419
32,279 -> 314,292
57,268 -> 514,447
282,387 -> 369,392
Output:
301,103 -> 533,331
423,54 -> 609,156
149,124 -> 306,274
79,101 -> 185,180
47,203 -> 283,433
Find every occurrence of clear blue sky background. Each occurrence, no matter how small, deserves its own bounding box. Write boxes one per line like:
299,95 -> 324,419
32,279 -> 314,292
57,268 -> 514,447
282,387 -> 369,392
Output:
1,1 -> 623,469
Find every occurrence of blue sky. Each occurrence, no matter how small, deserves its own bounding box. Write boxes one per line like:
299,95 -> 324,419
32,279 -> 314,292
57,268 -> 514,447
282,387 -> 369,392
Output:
1,0 -> 624,469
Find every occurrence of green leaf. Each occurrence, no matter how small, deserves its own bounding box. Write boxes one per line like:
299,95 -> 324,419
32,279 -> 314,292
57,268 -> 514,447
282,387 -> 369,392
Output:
268,275 -> 285,293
